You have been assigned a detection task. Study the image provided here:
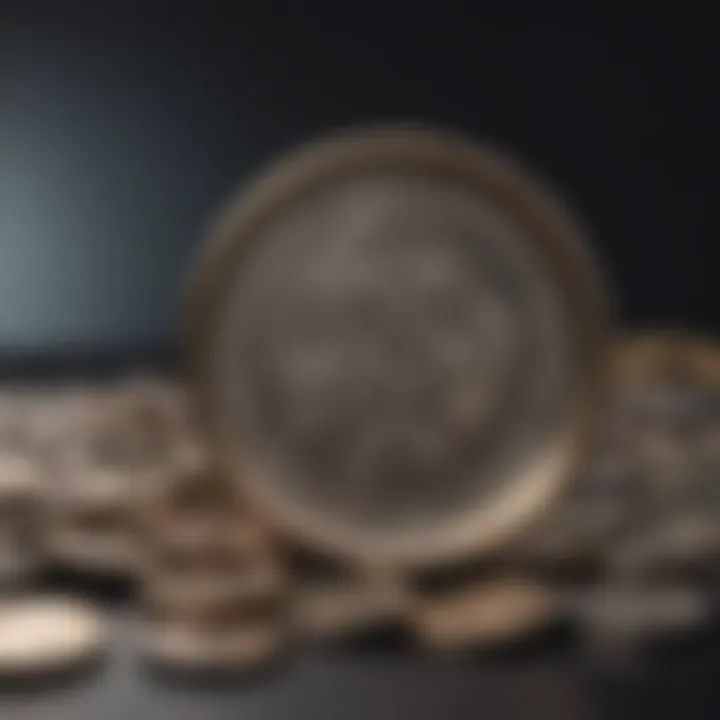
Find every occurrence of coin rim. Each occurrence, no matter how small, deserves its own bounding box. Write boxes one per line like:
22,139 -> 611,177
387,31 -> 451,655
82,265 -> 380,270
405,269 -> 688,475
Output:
183,124 -> 613,569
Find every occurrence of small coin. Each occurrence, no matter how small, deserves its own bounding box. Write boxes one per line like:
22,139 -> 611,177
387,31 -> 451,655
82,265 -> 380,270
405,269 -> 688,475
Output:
0,596 -> 108,676
146,621 -> 282,671
409,577 -> 558,651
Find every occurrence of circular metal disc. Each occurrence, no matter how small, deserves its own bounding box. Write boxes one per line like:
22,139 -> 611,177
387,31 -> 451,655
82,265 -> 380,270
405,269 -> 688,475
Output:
409,577 -> 559,650
186,126 -> 611,568
0,596 -> 107,676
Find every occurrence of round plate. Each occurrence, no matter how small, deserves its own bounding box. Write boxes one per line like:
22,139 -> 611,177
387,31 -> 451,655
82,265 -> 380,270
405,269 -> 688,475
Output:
185,126 -> 611,569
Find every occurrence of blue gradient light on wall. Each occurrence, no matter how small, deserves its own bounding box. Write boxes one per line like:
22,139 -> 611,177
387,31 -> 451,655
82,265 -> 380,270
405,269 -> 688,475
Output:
0,11 -> 259,352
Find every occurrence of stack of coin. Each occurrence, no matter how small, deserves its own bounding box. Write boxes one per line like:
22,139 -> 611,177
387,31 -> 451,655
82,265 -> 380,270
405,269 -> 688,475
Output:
0,388 -> 112,681
0,453 -> 43,589
39,388 -> 136,576
139,445 -> 287,672
549,332 -> 720,653
40,376 -> 190,577
599,332 -> 720,581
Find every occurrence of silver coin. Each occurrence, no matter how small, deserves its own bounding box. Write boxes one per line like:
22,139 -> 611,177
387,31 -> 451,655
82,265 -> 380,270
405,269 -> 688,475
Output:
0,596 -> 108,676
189,127 -> 610,566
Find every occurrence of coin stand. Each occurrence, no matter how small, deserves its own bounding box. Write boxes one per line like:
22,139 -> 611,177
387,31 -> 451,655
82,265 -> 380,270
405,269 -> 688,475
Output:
38,378 -> 191,578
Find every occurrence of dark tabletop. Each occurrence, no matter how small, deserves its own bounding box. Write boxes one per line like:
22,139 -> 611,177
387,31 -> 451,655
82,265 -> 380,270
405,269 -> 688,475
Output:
3,594 -> 720,720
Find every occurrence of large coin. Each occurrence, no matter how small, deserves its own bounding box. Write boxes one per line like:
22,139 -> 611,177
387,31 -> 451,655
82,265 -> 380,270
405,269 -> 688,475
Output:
597,332 -> 720,578
187,126 -> 611,567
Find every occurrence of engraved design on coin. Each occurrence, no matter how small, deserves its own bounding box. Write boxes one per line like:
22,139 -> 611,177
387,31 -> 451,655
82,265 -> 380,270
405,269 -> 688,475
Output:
210,172 -> 576,542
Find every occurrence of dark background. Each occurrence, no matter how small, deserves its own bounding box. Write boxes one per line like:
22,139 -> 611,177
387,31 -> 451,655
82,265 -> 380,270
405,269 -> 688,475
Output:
0,1 -> 718,358
1,3 -> 720,718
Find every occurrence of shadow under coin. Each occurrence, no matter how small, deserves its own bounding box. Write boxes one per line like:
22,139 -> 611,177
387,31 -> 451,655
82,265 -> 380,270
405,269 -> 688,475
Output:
0,652 -> 108,698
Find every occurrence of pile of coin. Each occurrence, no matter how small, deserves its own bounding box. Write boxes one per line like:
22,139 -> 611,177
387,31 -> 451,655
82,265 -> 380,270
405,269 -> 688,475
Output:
2,126 -> 720,681
31,376 -> 191,578
0,342 -> 719,674
139,443 -> 287,671
0,374 -> 193,678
